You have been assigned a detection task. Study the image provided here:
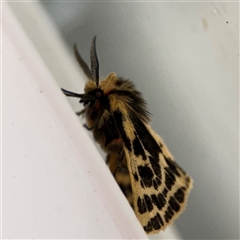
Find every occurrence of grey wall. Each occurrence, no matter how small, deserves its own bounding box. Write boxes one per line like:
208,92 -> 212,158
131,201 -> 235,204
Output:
41,2 -> 239,239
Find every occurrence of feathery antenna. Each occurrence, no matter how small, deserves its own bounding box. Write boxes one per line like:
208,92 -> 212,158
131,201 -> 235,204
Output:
90,36 -> 99,85
73,43 -> 92,79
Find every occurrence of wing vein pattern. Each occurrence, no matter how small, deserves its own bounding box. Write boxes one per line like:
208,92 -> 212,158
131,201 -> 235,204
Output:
112,108 -> 192,234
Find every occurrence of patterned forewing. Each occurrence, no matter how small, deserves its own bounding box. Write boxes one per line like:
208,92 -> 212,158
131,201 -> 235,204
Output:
113,110 -> 193,234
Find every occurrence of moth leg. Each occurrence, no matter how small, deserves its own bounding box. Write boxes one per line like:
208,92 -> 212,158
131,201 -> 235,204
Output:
75,109 -> 92,130
83,123 -> 92,131
106,152 -> 117,174
65,105 -> 91,130
106,151 -> 133,207
106,150 -> 124,175
76,109 -> 85,116
113,149 -> 125,177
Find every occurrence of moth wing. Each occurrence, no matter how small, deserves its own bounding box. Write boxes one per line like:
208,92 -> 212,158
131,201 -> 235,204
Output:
113,110 -> 193,234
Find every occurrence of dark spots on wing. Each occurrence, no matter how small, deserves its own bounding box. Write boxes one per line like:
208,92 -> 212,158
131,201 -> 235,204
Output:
151,194 -> 158,208
165,157 -> 181,177
138,165 -> 154,188
145,213 -> 163,232
156,213 -> 164,226
164,206 -> 174,223
165,167 -> 176,190
137,196 -> 147,214
158,193 -> 166,208
151,214 -> 161,230
113,111 -> 131,151
149,173 -> 161,191
144,213 -> 165,232
143,221 -> 153,233
133,172 -> 139,181
153,179 -> 158,190
131,118 -> 162,175
138,194 -> 155,214
144,194 -> 153,212
163,188 -> 168,197
164,211 -> 170,223
168,206 -> 174,217
169,196 -> 180,212
132,137 -> 147,160
149,156 -> 161,177
151,194 -> 162,210
138,121 -> 162,158
156,176 -> 161,185
151,193 -> 166,210
140,180 -> 145,188
174,187 -> 185,203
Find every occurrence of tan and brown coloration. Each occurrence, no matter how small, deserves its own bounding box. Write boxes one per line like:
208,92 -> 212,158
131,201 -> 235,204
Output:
62,37 -> 193,234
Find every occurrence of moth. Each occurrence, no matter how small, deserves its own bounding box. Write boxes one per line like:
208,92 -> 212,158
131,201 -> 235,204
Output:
61,36 -> 193,234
